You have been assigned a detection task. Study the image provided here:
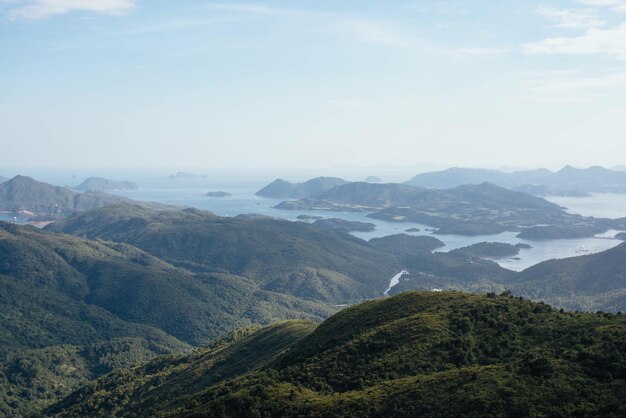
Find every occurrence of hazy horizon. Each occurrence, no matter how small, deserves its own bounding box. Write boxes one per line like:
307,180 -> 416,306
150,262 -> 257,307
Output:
3,0 -> 626,169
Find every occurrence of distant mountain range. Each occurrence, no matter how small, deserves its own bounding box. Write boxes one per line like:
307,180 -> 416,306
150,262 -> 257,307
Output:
405,165 -> 626,194
256,177 -> 349,198
74,177 -> 139,192
0,175 -> 7,183
45,292 -> 626,417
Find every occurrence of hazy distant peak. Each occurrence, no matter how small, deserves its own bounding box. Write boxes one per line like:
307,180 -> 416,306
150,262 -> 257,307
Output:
74,177 -> 139,192
256,176 -> 348,199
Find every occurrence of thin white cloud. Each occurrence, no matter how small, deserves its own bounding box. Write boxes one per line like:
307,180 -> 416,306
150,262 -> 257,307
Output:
331,19 -> 416,47
576,0 -> 626,12
457,47 -> 508,56
536,6 -> 604,29
205,3 -> 327,18
524,23 -> 626,58
5,0 -> 135,20
326,99 -> 369,109
519,70 -> 626,102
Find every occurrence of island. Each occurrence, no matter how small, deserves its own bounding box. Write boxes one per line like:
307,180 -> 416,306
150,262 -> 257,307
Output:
312,218 -> 376,233
274,179 -> 624,239
406,227 -> 421,232
256,177 -> 348,199
616,232 -> 626,241
296,214 -> 324,221
168,172 -> 208,180
206,191 -> 232,198
74,177 -> 139,192
449,242 -> 532,259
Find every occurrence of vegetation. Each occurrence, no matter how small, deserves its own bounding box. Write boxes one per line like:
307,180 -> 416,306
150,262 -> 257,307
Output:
46,204 -> 406,301
45,292 -> 626,417
511,242 -> 626,312
2,201 -> 626,415
0,221 -> 339,414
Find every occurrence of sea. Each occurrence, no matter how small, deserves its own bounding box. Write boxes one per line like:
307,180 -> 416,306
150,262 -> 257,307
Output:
3,169 -> 626,272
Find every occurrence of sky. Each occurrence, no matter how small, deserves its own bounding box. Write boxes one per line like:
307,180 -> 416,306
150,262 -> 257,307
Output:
1,0 -> 626,171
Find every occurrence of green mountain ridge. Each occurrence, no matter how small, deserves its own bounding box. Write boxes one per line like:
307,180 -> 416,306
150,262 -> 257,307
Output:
46,204 -> 626,313
0,220 -> 341,415
45,204 -> 406,302
45,292 -> 626,417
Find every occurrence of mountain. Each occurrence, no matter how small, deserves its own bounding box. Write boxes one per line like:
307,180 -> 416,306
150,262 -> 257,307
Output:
46,204 -> 404,302
542,165 -> 626,193
405,165 -> 626,194
256,177 -> 348,199
276,182 -> 596,237
74,177 -> 139,192
0,175 -> 7,183
0,222 -> 194,414
47,205 -> 518,302
405,167 -> 553,189
46,292 -> 626,417
510,242 -> 626,311
0,175 -> 129,216
0,219 -> 349,414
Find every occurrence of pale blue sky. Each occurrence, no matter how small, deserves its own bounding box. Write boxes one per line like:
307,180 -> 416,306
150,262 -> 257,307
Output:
2,1 -> 626,170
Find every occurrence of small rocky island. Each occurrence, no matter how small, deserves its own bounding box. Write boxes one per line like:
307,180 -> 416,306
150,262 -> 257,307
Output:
312,218 -> 376,233
169,172 -> 208,180
206,191 -> 232,198
449,242 -> 532,259
296,214 -> 324,221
